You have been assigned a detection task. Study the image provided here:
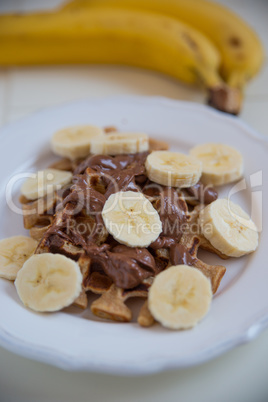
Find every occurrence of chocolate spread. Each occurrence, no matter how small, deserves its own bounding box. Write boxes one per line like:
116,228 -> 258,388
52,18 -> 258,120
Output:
170,243 -> 198,266
45,152 -> 218,289
75,242 -> 157,289
104,245 -> 156,289
186,181 -> 218,204
74,153 -> 148,198
150,187 -> 188,249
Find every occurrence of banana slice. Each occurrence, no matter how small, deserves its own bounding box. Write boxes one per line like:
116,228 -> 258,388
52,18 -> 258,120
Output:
0,236 -> 38,281
102,191 -> 162,247
90,132 -> 149,155
15,254 -> 82,312
189,143 -> 243,186
51,125 -> 104,160
21,169 -> 72,200
145,151 -> 202,188
148,265 -> 212,330
199,199 -> 258,257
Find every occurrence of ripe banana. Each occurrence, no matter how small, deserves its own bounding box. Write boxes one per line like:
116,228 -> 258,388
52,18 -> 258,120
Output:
102,191 -> 162,247
65,0 -> 265,90
15,253 -> 83,312
145,151 -> 202,188
190,143 -> 243,186
51,125 -> 104,160
148,264 -> 212,330
0,7 -> 241,114
0,236 -> 38,281
199,199 -> 258,257
90,132 -> 149,155
21,169 -> 72,200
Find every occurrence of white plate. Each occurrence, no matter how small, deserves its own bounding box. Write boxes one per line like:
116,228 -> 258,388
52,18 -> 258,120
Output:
0,96 -> 267,375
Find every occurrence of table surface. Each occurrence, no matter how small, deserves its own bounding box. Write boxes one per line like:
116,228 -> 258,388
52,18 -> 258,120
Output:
0,1 -> 268,401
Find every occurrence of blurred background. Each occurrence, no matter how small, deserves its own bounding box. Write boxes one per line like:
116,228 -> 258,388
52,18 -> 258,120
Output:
0,1 -> 268,401
0,0 -> 267,133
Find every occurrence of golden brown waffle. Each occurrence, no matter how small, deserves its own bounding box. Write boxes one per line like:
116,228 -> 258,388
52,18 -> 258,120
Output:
138,300 -> 155,327
22,193 -> 59,241
33,199 -> 165,322
73,288 -> 88,309
173,205 -> 227,294
149,138 -> 170,151
85,206 -> 226,322
90,278 -> 153,322
36,227 -> 155,322
21,149 -> 227,325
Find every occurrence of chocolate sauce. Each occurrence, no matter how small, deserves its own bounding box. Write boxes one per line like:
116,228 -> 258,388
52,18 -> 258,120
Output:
74,153 -> 148,198
151,187 -> 188,249
105,245 -> 156,289
186,181 -> 218,204
60,175 -> 107,243
84,243 -> 156,289
170,243 -> 198,266
44,152 -> 218,289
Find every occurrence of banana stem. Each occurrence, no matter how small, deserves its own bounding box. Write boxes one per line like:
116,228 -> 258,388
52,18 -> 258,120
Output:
207,84 -> 243,115
196,65 -> 243,115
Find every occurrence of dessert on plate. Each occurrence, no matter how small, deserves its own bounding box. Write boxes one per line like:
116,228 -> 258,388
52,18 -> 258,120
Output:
0,126 -> 259,330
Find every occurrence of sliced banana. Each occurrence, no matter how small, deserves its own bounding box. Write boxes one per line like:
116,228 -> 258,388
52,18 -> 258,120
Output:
21,169 -> 72,200
145,151 -> 202,188
189,143 -> 243,186
102,191 -> 162,247
0,236 -> 38,281
148,265 -> 212,330
15,254 -> 82,312
51,125 -> 104,160
90,132 -> 149,155
199,199 -> 258,257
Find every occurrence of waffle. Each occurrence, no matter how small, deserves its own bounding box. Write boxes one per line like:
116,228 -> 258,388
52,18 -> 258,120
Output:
178,205 -> 227,294
22,193 -> 60,241
22,149 -> 227,325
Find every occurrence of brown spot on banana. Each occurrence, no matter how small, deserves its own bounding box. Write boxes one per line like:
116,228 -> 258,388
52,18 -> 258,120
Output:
229,36 -> 242,47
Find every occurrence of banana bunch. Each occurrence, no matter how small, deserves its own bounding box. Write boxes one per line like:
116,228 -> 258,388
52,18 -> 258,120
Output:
64,0 -> 265,89
0,0 -> 264,114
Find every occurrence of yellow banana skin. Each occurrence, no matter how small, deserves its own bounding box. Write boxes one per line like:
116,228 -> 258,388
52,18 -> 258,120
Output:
64,0 -> 265,88
0,7 -> 241,114
0,7 -> 220,86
